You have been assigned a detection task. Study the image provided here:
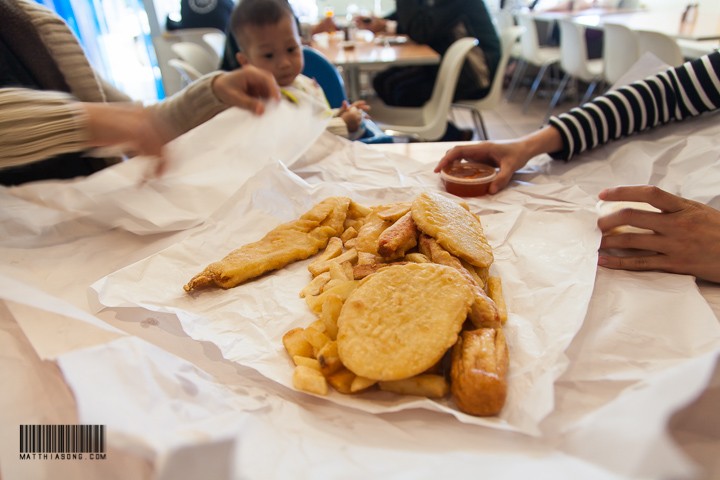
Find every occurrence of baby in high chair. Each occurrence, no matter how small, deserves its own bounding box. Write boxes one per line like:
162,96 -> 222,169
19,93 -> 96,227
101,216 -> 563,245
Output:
229,0 -> 369,139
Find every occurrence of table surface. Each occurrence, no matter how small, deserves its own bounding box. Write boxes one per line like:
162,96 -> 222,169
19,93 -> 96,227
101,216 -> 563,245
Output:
572,9 -> 720,41
1,103 -> 719,480
310,34 -> 440,68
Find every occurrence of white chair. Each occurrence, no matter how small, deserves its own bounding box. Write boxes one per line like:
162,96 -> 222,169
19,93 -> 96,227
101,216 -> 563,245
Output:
452,26 -> 524,140
366,37 -> 479,142
171,42 -> 218,75
602,23 -> 639,86
636,30 -> 684,67
508,13 -> 562,112
202,31 -> 226,61
167,58 -> 203,87
545,19 -> 603,122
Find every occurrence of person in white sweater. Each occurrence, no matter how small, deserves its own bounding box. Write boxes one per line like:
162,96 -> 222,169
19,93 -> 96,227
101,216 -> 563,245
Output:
435,52 -> 720,283
0,0 -> 281,185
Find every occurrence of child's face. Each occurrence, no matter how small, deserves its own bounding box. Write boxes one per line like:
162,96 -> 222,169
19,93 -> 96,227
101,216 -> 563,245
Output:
236,15 -> 303,87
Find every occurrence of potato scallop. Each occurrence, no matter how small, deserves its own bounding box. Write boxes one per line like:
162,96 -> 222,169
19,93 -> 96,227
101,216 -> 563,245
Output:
336,263 -> 474,381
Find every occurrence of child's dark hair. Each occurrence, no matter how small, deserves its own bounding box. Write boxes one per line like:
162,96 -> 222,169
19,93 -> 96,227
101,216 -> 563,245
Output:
230,0 -> 296,50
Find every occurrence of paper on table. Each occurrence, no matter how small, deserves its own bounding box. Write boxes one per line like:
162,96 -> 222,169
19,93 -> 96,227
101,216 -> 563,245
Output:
92,154 -> 600,436
0,101 -> 329,247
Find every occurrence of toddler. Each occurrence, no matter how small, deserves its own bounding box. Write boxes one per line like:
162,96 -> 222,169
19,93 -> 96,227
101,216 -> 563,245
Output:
229,0 -> 369,139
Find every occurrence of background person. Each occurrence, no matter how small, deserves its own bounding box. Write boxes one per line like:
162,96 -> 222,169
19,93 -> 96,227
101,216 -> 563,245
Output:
166,0 -> 235,32
361,0 -> 501,141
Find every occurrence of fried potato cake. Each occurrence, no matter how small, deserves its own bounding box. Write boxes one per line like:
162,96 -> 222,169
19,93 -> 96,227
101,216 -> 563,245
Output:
336,263 -> 474,381
184,197 -> 351,292
411,192 -> 493,268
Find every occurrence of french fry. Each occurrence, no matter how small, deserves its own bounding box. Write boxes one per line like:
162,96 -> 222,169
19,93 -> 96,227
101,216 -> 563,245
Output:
378,374 -> 449,399
317,341 -> 343,376
293,355 -> 321,370
306,319 -> 326,333
326,367 -> 356,394
486,276 -> 508,324
308,248 -> 358,277
307,237 -> 344,277
404,252 -> 430,263
320,293 -> 343,340
344,237 -> 358,249
283,328 -> 314,358
328,261 -> 349,282
305,280 -> 358,314
376,202 -> 411,221
303,327 -> 331,356
299,271 -> 331,298
350,375 -> 377,393
293,365 -> 328,395
341,226 -> 358,243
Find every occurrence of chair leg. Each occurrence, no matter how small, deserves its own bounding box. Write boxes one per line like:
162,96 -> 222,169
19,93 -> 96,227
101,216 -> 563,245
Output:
544,73 -> 570,125
522,63 -> 550,113
580,80 -> 599,104
474,110 -> 488,141
505,59 -> 527,101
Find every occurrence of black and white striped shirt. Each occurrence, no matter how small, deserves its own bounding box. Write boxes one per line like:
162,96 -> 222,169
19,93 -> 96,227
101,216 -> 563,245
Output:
548,50 -> 720,161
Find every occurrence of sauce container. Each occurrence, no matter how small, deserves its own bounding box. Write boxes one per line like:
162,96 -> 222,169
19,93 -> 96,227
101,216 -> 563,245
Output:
440,160 -> 498,197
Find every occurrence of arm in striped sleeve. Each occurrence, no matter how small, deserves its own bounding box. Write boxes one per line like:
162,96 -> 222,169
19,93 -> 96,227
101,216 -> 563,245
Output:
547,50 -> 720,161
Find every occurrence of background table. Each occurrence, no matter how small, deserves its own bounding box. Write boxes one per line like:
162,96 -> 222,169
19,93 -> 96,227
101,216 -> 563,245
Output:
311,33 -> 440,99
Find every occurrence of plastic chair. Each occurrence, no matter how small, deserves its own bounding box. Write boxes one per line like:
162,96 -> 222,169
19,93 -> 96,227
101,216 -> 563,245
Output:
507,13 -> 562,112
202,31 -> 226,62
602,23 -> 639,86
302,47 -> 348,109
545,19 -> 603,123
171,42 -> 218,75
301,46 -> 393,144
365,37 -> 480,142
636,30 -> 684,67
452,26 -> 524,140
167,58 -> 202,87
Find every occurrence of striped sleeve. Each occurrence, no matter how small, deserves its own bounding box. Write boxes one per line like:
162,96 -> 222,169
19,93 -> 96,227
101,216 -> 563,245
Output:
548,50 -> 720,161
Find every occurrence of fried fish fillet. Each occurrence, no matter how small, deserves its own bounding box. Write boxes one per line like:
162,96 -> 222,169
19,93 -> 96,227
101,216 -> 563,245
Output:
337,263 -> 474,381
184,197 -> 351,292
411,192 -> 493,268
418,234 -> 500,328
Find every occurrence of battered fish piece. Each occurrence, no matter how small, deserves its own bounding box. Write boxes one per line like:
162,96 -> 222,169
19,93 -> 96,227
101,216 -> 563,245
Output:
411,192 -> 493,268
337,263 -> 474,381
184,197 -> 351,292
377,211 -> 418,259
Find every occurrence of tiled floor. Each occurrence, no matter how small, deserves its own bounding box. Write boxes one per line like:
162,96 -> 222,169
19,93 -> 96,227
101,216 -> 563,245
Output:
450,72 -> 586,141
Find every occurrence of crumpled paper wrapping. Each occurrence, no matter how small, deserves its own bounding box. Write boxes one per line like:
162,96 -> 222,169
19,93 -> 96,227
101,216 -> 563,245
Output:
0,101 -> 328,247
1,54 -> 720,478
91,152 -> 600,435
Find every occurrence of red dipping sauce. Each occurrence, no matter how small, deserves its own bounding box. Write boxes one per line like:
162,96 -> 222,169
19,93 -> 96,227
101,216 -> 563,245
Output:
440,160 -> 498,197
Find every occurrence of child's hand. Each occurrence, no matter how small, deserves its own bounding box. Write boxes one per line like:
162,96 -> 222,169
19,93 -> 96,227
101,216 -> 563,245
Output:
340,106 -> 363,133
349,100 -> 370,113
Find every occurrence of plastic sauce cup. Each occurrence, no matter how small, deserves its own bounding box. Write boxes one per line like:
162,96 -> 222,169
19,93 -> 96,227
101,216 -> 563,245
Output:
440,161 -> 498,197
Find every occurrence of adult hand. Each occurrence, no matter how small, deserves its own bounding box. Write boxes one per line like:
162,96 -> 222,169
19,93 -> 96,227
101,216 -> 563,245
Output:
597,185 -> 720,283
355,16 -> 387,34
434,125 -> 564,194
212,65 -> 281,115
434,140 -> 534,194
84,103 -> 173,178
